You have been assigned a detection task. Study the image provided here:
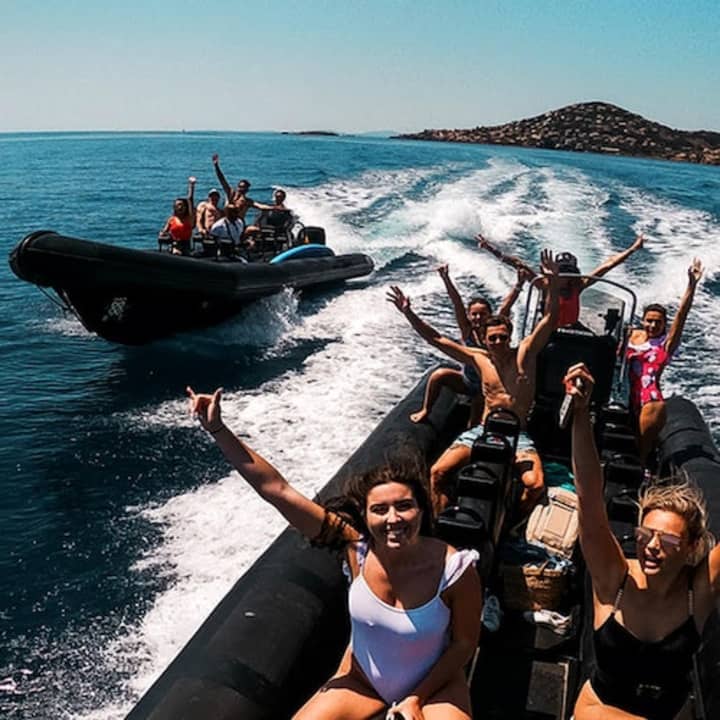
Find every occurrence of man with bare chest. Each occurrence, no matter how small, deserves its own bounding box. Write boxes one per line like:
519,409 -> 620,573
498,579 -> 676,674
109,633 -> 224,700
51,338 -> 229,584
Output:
387,250 -> 560,515
196,188 -> 224,237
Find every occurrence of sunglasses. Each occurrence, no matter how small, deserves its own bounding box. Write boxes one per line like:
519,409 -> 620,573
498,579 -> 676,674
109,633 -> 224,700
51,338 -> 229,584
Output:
487,333 -> 509,344
634,526 -> 683,551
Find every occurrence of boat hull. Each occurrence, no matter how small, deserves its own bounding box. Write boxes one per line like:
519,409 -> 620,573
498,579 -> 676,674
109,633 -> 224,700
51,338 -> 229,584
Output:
9,231 -> 374,344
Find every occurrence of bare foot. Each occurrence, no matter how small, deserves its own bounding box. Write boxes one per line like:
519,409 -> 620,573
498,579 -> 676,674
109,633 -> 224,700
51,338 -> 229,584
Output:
410,409 -> 429,423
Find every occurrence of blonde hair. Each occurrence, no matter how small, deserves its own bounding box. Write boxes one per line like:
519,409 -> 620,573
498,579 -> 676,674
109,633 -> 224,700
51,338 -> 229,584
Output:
638,475 -> 716,565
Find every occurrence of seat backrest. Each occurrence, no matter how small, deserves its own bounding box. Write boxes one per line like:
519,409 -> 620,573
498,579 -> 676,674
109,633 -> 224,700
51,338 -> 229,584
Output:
535,328 -> 618,408
259,210 -> 293,233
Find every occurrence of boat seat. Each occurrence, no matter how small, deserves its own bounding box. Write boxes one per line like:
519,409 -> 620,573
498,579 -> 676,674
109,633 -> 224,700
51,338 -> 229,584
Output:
191,231 -> 219,258
254,209 -> 294,257
436,411 -> 519,578
528,328 -> 618,458
157,232 -> 173,252
157,233 -> 190,255
535,328 -> 617,407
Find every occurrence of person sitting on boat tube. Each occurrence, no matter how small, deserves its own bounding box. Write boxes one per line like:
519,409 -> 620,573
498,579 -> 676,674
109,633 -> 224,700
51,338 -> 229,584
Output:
627,258 -> 703,465
564,362 -> 720,720
186,386 -> 482,720
477,232 -> 644,327
387,250 -> 561,517
158,176 -> 196,255
195,188 -> 224,238
409,263 -> 532,426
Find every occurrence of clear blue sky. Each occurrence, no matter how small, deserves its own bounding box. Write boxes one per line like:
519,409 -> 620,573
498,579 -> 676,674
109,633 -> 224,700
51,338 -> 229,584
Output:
2,0 -> 718,133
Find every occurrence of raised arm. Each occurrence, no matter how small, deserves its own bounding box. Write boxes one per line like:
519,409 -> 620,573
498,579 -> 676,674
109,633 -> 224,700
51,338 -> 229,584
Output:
583,234 -> 643,288
498,267 -> 532,317
566,364 -> 627,598
519,250 -> 560,363
251,200 -> 277,212
664,258 -> 702,356
392,564 -> 482,719
186,176 -> 196,218
437,264 -> 471,339
212,154 -> 234,203
187,387 -> 357,543
476,233 -> 537,277
195,202 -> 205,234
386,286 -> 484,367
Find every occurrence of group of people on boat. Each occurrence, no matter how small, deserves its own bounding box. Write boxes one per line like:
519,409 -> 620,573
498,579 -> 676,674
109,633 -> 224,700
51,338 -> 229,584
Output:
187,230 -> 717,720
158,154 -> 293,258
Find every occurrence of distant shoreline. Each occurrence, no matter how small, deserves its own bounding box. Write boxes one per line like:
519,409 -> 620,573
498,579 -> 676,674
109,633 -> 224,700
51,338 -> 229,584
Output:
395,102 -> 720,166
281,130 -> 340,137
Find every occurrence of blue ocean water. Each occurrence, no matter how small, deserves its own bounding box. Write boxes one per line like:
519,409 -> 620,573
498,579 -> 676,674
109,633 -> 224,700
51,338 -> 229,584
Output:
1,132 -> 719,718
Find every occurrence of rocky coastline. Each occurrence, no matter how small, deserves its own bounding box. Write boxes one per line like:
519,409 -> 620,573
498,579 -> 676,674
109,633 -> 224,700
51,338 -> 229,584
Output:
396,102 -> 720,166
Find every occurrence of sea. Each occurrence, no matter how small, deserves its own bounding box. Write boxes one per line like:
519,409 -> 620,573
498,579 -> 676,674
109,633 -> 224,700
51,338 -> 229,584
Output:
1,131 -> 719,719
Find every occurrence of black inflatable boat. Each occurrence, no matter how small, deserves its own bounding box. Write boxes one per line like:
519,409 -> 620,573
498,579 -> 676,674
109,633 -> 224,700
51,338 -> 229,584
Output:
8,231 -> 373,345
125,277 -> 720,719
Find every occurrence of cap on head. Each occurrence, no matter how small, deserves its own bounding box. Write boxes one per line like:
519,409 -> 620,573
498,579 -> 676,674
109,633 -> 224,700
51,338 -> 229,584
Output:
557,251 -> 580,274
208,188 -> 220,198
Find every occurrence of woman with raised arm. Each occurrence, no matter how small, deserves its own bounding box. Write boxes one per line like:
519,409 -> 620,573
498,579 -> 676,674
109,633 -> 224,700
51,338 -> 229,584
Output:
566,362 -> 719,720
477,232 -> 644,327
158,176 -> 196,255
626,258 -> 703,463
186,387 -> 482,720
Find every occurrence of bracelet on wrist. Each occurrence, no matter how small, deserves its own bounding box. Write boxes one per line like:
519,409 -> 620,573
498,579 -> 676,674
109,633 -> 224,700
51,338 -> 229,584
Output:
207,424 -> 225,435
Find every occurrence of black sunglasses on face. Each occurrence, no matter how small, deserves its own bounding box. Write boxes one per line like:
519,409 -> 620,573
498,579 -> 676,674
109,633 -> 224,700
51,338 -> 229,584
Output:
487,333 -> 509,344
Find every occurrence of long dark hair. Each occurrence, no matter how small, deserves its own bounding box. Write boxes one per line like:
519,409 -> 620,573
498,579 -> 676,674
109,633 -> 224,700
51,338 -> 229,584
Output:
315,453 -> 434,550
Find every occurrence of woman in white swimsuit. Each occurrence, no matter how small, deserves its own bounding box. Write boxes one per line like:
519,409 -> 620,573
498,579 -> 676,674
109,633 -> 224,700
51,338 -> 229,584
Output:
187,387 -> 482,720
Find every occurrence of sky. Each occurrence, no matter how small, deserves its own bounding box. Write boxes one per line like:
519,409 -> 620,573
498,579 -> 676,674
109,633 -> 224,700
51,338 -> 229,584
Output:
2,0 -> 718,133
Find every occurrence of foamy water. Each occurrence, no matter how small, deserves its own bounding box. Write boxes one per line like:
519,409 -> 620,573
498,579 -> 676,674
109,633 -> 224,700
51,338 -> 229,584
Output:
92,159 -> 719,718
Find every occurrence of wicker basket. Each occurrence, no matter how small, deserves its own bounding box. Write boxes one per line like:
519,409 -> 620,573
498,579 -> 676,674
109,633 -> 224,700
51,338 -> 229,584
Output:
501,561 -> 568,611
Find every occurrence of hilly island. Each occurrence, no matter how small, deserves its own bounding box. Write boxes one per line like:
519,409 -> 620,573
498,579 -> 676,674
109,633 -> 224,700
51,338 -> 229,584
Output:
396,102 -> 720,166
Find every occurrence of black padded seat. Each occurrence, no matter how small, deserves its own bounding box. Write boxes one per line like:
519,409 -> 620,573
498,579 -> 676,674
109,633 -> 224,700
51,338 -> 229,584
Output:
528,328 -> 619,458
535,328 -> 617,407
255,210 -> 294,255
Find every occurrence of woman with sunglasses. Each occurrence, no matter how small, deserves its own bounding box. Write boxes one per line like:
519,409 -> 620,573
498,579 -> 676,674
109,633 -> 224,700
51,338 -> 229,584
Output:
565,362 -> 719,720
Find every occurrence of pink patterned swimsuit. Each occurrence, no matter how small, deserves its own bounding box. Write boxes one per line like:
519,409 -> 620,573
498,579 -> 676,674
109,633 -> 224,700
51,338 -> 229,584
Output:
626,335 -> 674,410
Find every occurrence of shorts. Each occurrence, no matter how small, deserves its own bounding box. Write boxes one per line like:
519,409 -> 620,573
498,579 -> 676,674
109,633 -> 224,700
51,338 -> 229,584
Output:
453,423 -> 536,454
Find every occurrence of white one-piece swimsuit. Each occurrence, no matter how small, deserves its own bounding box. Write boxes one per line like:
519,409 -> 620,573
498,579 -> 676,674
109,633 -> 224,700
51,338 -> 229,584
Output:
347,540 -> 478,704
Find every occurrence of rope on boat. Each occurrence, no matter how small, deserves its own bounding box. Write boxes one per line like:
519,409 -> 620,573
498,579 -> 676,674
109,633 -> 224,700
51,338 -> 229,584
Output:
38,286 -> 72,314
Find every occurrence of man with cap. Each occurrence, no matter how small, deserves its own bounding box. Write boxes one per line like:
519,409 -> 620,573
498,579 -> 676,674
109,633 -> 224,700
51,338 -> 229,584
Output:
196,188 -> 224,238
